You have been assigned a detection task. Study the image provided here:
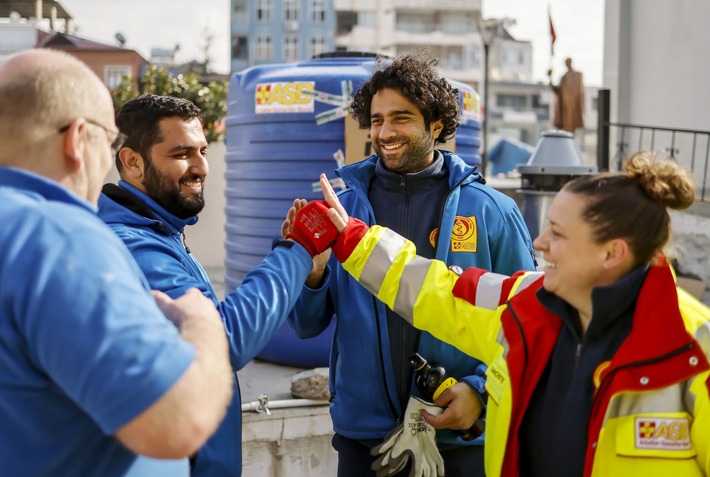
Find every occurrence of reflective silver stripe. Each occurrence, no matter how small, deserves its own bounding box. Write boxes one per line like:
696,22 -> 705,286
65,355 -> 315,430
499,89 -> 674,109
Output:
358,228 -> 408,298
393,255 -> 433,322
496,326 -> 510,360
683,378 -> 696,415
603,387 -> 687,422
475,272 -> 509,310
691,322 -> 710,355
511,272 -> 544,297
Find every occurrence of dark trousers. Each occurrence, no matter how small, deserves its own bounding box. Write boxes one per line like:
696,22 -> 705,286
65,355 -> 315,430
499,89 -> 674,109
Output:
332,433 -> 485,477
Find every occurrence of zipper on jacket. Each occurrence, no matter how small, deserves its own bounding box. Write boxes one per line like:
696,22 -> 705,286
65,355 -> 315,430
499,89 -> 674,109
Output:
181,231 -> 191,254
594,341 -> 696,398
573,343 -> 583,374
373,295 -> 400,421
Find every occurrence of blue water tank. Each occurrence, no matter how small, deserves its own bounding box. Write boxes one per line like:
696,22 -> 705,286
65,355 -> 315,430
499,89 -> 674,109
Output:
225,53 -> 482,367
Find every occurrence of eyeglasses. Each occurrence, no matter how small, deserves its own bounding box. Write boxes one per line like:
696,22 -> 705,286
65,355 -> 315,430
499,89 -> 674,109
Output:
58,119 -> 127,157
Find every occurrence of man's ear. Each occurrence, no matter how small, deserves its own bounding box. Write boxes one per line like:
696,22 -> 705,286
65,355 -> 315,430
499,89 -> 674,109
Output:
430,119 -> 444,142
62,119 -> 86,172
118,147 -> 144,180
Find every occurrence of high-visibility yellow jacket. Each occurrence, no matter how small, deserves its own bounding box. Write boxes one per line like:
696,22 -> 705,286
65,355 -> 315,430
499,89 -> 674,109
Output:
336,224 -> 710,476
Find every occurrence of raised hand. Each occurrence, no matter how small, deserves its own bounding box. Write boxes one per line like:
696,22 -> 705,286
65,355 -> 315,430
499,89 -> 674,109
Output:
282,197 -> 331,287
281,198 -> 308,239
286,200 -> 338,258
319,173 -> 349,232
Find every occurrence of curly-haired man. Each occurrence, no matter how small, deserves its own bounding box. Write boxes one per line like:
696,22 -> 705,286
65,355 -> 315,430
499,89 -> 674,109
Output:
286,53 -> 536,476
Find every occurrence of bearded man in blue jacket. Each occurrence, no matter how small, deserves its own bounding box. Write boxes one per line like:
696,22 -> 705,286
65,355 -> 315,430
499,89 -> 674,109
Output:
98,94 -> 325,477
284,54 -> 536,477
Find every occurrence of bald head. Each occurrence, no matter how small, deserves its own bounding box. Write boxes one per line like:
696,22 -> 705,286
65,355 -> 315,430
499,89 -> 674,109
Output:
0,49 -> 114,165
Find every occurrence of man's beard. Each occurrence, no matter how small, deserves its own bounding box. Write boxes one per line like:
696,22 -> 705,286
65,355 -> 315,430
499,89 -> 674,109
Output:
143,161 -> 205,219
373,129 -> 435,174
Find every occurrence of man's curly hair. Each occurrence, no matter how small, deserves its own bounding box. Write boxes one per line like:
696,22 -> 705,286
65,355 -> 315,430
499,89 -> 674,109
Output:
350,54 -> 460,144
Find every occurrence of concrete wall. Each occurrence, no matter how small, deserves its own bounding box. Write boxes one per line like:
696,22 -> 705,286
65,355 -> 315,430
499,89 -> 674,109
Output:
670,208 -> 710,284
242,407 -> 337,477
186,141 -> 228,269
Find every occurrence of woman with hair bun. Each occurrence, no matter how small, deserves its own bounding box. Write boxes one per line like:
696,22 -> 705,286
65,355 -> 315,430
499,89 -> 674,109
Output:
313,151 -> 710,476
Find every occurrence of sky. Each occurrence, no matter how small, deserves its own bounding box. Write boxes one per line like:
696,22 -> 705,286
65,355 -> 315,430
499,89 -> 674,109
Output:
483,0 -> 605,86
59,0 -> 604,86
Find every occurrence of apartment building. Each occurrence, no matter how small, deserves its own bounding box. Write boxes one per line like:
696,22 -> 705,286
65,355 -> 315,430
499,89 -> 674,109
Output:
231,0 -> 336,72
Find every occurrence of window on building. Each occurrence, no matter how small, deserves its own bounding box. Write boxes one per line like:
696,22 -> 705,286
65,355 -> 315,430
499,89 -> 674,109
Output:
337,10 -> 358,35
285,0 -> 299,21
233,0 -> 247,23
284,35 -> 299,62
396,12 -> 429,34
309,36 -> 326,58
104,66 -> 132,89
496,94 -> 527,109
445,49 -> 463,69
310,0 -> 325,23
532,94 -> 542,109
358,11 -> 375,27
257,0 -> 272,22
503,49 -> 525,65
232,36 -> 248,59
441,12 -> 473,34
257,35 -> 273,60
468,48 -> 481,68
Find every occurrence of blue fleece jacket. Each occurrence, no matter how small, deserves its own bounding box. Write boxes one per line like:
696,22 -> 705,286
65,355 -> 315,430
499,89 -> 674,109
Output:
98,181 -> 313,477
288,151 -> 536,446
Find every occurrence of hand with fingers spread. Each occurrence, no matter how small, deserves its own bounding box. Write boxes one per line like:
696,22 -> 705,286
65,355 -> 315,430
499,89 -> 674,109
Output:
317,173 -> 372,263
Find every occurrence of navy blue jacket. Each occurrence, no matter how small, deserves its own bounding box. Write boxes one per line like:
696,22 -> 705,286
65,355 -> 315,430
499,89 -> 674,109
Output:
288,151 -> 535,445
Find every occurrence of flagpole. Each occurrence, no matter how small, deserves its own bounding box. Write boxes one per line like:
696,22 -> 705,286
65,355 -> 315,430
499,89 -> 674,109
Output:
548,3 -> 556,81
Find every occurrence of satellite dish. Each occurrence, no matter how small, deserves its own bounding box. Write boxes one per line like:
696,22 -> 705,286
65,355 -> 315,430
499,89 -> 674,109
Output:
115,32 -> 127,47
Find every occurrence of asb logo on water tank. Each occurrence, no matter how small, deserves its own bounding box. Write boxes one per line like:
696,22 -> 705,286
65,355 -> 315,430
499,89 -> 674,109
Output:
255,82 -> 315,114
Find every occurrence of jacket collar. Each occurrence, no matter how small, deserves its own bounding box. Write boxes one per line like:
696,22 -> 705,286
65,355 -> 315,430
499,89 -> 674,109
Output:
373,150 -> 447,191
99,180 -> 198,233
536,265 -> 647,341
613,261 -> 700,364
0,166 -> 96,213
336,149 -> 482,194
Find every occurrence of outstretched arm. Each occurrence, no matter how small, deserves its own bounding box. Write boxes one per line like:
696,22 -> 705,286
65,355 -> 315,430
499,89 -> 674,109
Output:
319,174 -> 504,364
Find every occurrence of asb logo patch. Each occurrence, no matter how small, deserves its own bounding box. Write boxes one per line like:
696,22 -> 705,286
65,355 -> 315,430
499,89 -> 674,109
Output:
428,216 -> 478,252
451,216 -> 477,252
635,417 -> 691,450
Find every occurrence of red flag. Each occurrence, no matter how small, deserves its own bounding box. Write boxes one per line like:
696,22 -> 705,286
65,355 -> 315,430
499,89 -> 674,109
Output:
549,6 -> 557,56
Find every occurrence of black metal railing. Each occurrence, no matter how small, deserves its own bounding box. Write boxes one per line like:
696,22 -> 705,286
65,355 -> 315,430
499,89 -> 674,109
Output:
597,89 -> 710,203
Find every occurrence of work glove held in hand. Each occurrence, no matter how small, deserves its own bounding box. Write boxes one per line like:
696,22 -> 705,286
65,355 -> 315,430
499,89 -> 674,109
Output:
370,396 -> 445,477
286,200 -> 338,257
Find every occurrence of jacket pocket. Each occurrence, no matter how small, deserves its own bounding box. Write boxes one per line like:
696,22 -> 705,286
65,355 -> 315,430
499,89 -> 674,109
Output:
615,412 -> 696,460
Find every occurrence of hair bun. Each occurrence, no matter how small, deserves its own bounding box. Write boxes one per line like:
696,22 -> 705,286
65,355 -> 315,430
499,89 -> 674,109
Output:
624,151 -> 695,210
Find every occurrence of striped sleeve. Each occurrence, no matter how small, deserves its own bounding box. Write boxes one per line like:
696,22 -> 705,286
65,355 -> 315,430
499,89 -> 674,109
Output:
340,225 -> 509,363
